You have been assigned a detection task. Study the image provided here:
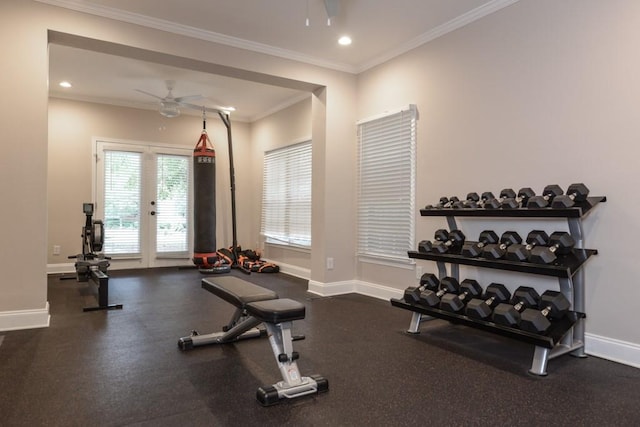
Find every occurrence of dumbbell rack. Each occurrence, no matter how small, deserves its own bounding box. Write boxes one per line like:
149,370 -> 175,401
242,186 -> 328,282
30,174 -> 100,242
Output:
390,196 -> 606,375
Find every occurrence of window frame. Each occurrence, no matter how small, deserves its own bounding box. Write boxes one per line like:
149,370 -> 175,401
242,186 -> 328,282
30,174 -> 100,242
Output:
356,105 -> 417,265
260,139 -> 312,250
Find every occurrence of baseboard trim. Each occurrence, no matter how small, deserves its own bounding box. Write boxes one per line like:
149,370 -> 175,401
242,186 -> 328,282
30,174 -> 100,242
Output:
0,302 -> 50,332
308,279 -> 356,296
262,258 -> 310,280
308,279 -> 403,300
47,263 -> 75,275
355,280 -> 404,301
585,333 -> 640,369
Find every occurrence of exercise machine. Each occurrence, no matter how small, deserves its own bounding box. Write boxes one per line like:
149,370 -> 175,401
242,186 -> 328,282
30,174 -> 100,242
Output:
64,203 -> 123,312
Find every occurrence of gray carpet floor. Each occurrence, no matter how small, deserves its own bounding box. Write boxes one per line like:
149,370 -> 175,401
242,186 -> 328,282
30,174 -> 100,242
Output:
0,268 -> 639,426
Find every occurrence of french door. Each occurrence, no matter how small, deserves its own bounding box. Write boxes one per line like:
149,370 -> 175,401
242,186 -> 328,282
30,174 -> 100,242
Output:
95,139 -> 193,269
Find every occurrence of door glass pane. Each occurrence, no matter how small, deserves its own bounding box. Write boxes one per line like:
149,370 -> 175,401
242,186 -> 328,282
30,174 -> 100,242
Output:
156,154 -> 189,253
103,150 -> 142,255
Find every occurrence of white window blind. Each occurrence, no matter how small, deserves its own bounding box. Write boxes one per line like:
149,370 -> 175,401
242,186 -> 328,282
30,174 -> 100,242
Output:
156,154 -> 190,253
357,105 -> 416,261
103,150 -> 142,255
261,140 -> 312,248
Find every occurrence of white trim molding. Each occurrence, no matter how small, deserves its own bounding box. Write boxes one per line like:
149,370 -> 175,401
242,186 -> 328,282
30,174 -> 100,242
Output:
48,263 -> 76,275
585,333 -> 640,369
36,0 -> 356,73
0,303 -> 50,332
308,279 -> 402,301
35,0 -> 520,74
308,280 -> 357,297
262,259 -> 310,281
357,0 -> 520,72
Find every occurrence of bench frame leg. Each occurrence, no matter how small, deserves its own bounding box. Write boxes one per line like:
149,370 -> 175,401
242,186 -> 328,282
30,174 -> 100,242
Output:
178,314 -> 263,349
257,321 -> 328,406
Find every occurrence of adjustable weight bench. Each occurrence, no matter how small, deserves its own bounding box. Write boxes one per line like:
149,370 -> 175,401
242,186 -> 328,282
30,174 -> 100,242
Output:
178,276 -> 328,406
178,277 -> 278,349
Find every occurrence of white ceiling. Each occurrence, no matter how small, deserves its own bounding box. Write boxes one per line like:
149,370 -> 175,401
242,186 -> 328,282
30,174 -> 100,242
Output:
45,0 -> 518,121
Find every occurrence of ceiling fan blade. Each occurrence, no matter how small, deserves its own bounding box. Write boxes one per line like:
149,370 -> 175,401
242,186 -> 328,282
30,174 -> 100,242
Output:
175,94 -> 204,103
135,89 -> 164,100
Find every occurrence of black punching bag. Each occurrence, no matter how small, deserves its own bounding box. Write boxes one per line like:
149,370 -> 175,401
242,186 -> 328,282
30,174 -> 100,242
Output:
192,130 -> 220,271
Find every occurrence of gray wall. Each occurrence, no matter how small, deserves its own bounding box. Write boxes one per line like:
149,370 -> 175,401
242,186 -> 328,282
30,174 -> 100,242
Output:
1,0 -> 638,367
250,98 -> 313,274
357,0 -> 640,360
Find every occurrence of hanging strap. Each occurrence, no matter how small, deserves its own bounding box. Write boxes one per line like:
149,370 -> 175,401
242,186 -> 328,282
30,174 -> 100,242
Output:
194,130 -> 215,154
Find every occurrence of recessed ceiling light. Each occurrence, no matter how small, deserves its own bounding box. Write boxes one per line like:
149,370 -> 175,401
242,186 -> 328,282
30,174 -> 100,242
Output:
338,36 -> 352,46
59,81 -> 72,88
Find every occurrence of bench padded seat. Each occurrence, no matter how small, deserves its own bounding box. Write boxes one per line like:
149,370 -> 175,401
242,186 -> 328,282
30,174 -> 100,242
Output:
246,299 -> 305,323
201,277 -> 278,307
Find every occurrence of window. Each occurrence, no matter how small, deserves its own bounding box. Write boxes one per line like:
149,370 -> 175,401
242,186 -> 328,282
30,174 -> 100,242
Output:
261,140 -> 312,248
155,154 -> 190,253
357,105 -> 417,262
103,150 -> 142,255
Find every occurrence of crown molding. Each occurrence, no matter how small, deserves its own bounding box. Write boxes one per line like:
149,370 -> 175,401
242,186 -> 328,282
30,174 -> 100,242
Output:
356,0 -> 520,73
249,92 -> 311,123
37,0 -> 519,74
36,0 -> 358,73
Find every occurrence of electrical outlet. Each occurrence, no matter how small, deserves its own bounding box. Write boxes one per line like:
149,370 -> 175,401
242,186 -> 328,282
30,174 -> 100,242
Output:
53,245 -> 61,255
415,265 -> 423,279
326,257 -> 334,270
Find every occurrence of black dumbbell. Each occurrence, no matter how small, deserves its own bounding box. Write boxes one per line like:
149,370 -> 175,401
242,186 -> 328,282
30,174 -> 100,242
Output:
491,286 -> 541,327
464,283 -> 511,319
477,191 -> 495,208
526,185 -> 564,208
551,183 -> 590,208
432,229 -> 466,254
465,192 -> 481,208
461,230 -> 499,257
439,279 -> 483,312
419,276 -> 461,307
452,192 -> 480,209
519,290 -> 570,334
505,230 -> 550,262
417,229 -> 452,253
481,231 -> 522,260
454,192 -> 492,209
403,273 -> 439,304
484,188 -> 517,209
528,231 -> 575,264
425,196 -> 450,209
501,187 -> 536,209
446,196 -> 460,208
417,240 -> 432,253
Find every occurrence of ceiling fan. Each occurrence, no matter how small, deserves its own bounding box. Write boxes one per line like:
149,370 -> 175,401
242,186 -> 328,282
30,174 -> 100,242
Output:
135,80 -> 203,118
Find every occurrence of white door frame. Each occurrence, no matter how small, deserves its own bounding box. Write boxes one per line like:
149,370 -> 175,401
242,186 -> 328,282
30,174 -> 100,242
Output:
93,137 -> 193,270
